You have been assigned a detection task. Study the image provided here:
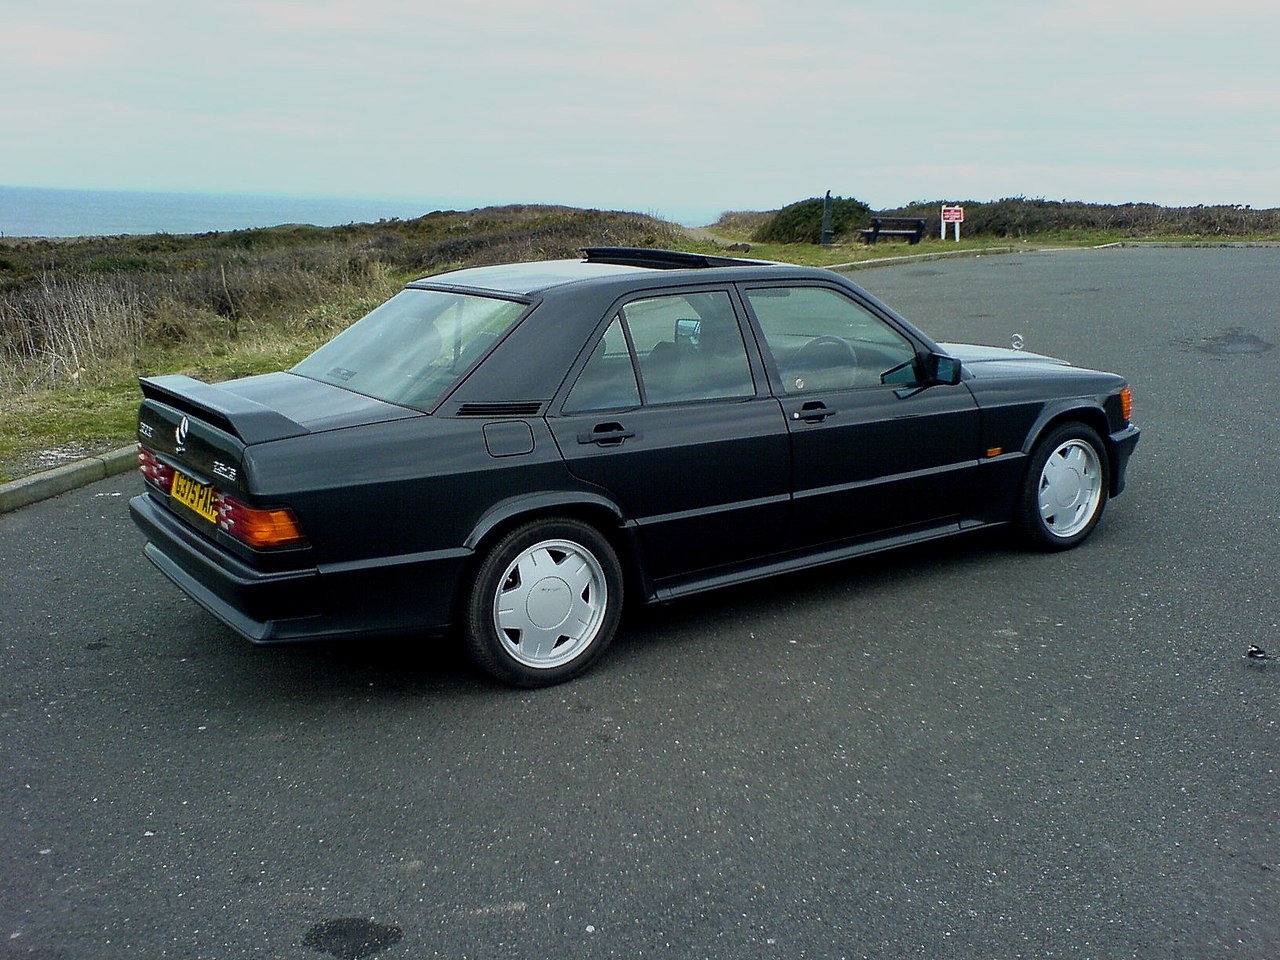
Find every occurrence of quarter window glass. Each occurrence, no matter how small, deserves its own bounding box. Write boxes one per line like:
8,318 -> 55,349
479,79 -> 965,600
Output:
563,317 -> 641,412
745,286 -> 919,392
621,291 -> 754,404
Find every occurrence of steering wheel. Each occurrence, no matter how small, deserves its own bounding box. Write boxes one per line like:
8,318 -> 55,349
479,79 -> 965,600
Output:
787,336 -> 858,391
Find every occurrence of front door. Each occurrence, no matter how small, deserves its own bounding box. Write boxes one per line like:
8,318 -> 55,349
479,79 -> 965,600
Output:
741,283 -> 981,548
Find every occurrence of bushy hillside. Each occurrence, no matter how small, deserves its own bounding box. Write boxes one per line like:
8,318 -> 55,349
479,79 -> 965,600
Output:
718,196 -> 1280,244
880,197 -> 1280,238
0,205 -> 683,390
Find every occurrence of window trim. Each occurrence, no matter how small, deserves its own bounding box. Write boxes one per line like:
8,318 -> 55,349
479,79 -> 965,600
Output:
560,314 -> 642,414
552,284 -> 770,415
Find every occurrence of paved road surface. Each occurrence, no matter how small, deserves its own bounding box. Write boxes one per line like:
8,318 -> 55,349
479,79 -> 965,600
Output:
3,247 -> 1277,959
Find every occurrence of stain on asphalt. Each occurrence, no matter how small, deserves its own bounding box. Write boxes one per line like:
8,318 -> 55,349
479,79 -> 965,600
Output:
1188,326 -> 1274,356
303,918 -> 403,960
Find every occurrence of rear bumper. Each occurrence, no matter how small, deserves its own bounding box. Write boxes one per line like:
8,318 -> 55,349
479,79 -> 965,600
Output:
1108,423 -> 1141,497
130,493 -> 469,643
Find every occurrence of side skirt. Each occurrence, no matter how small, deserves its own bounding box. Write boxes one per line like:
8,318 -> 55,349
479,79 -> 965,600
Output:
650,519 -> 1007,603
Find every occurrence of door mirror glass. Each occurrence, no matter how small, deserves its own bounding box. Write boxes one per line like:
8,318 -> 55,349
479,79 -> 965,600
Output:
929,353 -> 963,385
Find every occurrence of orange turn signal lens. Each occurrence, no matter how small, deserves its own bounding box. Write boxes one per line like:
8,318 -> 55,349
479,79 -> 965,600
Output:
1120,386 -> 1133,423
217,495 -> 309,549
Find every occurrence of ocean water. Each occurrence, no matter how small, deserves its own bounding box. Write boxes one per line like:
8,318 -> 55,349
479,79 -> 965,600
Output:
0,184 -> 716,238
0,184 -> 481,238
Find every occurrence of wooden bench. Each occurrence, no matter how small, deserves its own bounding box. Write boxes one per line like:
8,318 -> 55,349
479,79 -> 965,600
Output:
860,217 -> 926,245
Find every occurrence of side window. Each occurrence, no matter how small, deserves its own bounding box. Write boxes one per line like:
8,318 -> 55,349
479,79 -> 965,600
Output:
744,286 -> 919,393
621,291 -> 754,404
563,316 -> 641,413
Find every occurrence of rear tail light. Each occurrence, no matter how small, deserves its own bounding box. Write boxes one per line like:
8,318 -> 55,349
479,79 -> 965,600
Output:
140,443 -> 307,549
217,494 -> 309,549
138,444 -> 174,493
1120,386 -> 1133,423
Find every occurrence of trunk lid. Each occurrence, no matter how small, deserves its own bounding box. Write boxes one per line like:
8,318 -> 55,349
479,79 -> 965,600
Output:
138,372 -> 420,496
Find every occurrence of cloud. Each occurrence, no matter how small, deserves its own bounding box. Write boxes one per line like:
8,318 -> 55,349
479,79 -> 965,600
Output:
0,22 -> 122,69
4,0 -> 1280,209
1194,90 -> 1280,108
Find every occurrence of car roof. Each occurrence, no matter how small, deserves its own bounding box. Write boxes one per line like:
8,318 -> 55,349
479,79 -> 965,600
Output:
419,248 -> 944,411
408,247 -> 810,297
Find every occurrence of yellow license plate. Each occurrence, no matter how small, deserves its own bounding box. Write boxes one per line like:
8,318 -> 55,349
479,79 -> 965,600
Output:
171,470 -> 219,524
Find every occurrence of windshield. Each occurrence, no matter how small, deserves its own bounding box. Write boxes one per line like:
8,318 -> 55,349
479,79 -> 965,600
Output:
293,288 -> 528,408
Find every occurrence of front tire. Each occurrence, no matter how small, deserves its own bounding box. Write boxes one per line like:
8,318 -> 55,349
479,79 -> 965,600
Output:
464,518 -> 623,687
1016,423 -> 1109,551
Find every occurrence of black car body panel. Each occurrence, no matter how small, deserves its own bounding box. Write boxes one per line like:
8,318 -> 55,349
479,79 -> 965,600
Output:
130,250 -> 1140,661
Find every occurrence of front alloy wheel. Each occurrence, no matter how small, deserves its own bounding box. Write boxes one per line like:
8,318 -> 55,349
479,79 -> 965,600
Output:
464,518 -> 622,686
1017,423 -> 1109,550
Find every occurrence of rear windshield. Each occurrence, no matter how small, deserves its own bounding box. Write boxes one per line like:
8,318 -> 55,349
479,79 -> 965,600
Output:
293,288 -> 528,409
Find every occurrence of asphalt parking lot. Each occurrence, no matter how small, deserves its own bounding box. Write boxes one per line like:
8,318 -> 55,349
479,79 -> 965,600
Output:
2,246 -> 1277,959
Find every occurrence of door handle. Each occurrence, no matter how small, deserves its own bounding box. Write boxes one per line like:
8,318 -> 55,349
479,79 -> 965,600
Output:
578,422 -> 636,446
792,402 -> 836,423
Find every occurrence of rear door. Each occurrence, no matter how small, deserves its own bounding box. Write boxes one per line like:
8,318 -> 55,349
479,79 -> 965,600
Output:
740,283 -> 981,548
548,287 -> 790,582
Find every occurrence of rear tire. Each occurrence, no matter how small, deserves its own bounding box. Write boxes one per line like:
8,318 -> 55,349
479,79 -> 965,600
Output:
464,517 -> 623,687
1016,423 -> 1109,551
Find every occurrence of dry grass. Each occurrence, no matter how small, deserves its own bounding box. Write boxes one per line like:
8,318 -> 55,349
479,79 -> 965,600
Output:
0,205 -> 684,479
0,205 -> 683,392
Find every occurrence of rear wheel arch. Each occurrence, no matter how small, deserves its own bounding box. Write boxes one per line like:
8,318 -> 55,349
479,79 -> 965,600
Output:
465,493 -> 624,551
460,498 -> 647,611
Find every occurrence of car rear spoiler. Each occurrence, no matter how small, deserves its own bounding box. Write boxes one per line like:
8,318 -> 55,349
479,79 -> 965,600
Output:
139,375 -> 310,445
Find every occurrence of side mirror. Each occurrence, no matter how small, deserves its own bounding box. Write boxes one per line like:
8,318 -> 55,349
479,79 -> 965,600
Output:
927,353 -> 963,385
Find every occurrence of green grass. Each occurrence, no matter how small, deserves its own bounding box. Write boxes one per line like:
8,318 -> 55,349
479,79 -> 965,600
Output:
0,330 -> 341,482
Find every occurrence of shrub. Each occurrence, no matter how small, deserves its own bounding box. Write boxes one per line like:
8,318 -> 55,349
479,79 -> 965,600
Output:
753,195 -> 874,244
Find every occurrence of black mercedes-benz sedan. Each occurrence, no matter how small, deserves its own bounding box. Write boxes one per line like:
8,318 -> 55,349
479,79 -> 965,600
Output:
130,247 -> 1140,686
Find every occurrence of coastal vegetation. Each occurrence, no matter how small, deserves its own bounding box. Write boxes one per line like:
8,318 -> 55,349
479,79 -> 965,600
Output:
1,198 -> 1277,481
750,195 -> 873,244
0,206 -> 682,479
741,196 -> 1280,245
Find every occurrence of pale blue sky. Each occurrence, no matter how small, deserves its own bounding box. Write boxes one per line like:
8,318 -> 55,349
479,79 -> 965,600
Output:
2,0 -> 1276,221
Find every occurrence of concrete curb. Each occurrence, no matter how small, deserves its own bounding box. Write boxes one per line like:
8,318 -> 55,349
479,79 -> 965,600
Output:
826,245 -> 1019,272
0,446 -> 136,515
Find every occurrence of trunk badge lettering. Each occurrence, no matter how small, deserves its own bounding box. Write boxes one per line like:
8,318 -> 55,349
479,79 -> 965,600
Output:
213,461 -> 238,483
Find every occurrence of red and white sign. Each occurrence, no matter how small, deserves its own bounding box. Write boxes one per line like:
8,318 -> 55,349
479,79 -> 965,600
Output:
941,205 -> 964,241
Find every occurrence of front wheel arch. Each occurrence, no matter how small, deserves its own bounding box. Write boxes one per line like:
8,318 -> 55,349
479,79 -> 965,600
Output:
1022,405 -> 1120,496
